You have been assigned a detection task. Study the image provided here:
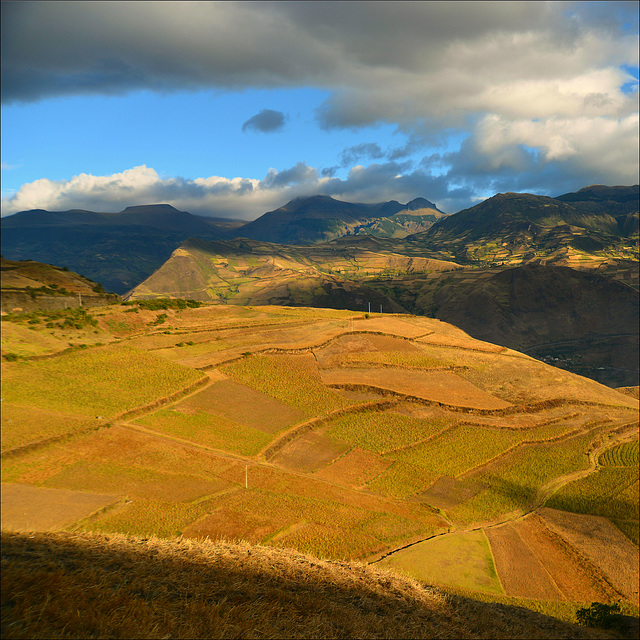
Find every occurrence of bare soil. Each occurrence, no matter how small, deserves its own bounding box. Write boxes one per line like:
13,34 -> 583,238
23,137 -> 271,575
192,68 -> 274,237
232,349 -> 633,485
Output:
539,507 -> 640,606
314,333 -> 423,368
313,447 -> 393,488
319,368 -> 513,410
270,431 -> 350,472
416,476 -> 487,510
1,482 -> 121,531
174,378 -> 306,433
485,522 -> 565,600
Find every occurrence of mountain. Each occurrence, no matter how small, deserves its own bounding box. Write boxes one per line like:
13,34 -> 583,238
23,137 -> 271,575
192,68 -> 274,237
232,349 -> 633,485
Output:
1,256 -> 119,313
1,204 -> 226,294
126,236 -> 461,311
231,195 -> 446,244
408,187 -> 639,266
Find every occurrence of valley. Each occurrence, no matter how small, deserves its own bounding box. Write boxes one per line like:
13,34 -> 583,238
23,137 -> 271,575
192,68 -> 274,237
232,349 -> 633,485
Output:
2,298 -> 638,630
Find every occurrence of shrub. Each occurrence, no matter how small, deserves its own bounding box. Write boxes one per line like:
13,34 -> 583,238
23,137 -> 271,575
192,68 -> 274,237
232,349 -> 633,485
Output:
576,602 -> 623,630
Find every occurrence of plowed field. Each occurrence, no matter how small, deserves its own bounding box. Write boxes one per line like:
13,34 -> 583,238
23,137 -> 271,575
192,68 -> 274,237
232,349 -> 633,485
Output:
319,368 -> 513,410
539,507 -> 640,606
1,483 -> 121,531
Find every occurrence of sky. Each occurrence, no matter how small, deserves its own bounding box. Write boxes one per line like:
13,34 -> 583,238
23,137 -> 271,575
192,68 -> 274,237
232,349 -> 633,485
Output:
1,1 -> 638,220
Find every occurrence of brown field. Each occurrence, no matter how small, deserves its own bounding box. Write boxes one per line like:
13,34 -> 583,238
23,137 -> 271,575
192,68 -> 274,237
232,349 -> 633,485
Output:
314,333 -> 424,368
349,316 -> 432,338
171,377 -> 306,433
313,447 -> 393,488
485,522 -> 565,600
539,507 -> 640,606
1,482 -> 121,531
269,431 -> 350,472
486,515 -> 615,603
319,368 -> 513,409
416,476 -> 487,510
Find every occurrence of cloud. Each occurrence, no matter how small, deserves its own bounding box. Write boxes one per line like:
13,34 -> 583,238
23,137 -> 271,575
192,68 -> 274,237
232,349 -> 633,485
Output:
242,108 -> 286,133
1,2 -> 638,212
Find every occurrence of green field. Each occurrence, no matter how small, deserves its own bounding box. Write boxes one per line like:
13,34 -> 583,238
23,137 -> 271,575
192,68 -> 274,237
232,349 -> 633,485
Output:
447,430 -> 597,526
546,438 -> 640,544
220,354 -> 354,416
326,410 -> 452,454
1,345 -> 203,418
133,409 -> 273,456
379,530 -> 503,594
389,421 -> 580,478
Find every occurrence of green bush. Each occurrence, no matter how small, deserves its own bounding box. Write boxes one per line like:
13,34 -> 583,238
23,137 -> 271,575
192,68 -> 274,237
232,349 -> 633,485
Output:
576,602 -> 623,630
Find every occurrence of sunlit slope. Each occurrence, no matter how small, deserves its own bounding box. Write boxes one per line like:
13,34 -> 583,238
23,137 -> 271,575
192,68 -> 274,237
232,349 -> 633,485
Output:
126,236 -> 461,309
1,302 -> 638,621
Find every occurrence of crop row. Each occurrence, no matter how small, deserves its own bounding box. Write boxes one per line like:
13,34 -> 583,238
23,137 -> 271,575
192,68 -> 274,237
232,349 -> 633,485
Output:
546,466 -> 639,545
1,345 -> 203,418
326,411 -> 453,455
598,439 -> 639,467
446,430 -> 597,526
388,420 -> 582,478
342,351 -> 445,368
220,354 -> 354,416
133,409 -> 273,457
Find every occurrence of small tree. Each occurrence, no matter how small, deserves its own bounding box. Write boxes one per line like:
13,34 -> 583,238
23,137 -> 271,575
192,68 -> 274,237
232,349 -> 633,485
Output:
576,602 -> 623,630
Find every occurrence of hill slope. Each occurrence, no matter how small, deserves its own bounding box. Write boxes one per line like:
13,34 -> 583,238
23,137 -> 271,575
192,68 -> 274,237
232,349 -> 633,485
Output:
409,187 -> 639,266
0,530 -> 617,640
126,236 -> 461,310
1,257 -> 119,313
0,205 -> 226,294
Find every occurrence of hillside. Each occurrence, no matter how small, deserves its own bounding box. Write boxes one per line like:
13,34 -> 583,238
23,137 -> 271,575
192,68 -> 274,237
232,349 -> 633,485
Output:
0,205 -> 226,294
2,300 -> 638,636
232,195 -> 447,244
1,530 -> 620,640
126,236 -> 461,310
408,187 -> 639,267
1,257 -> 119,313
368,264 -> 639,387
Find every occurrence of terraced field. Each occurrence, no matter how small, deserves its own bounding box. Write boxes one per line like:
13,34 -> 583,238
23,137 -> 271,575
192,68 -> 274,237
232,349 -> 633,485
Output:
1,301 -> 638,622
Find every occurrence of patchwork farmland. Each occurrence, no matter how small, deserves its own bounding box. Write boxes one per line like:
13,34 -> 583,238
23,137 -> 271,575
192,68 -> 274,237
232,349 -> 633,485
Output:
1,301 -> 638,624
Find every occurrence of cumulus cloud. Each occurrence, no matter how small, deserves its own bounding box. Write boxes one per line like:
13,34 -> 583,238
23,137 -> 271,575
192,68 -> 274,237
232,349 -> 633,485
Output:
0,162 -> 460,219
2,2 -> 638,212
241,108 -> 286,133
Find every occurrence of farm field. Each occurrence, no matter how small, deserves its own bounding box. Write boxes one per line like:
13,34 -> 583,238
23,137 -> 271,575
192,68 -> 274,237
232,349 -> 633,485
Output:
1,299 -> 638,625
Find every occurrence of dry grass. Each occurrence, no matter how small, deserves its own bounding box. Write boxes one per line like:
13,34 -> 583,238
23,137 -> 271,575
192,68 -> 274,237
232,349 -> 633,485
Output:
0,530 -> 614,639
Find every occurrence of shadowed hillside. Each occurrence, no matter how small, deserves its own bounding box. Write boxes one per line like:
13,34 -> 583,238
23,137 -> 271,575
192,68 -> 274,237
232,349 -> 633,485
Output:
0,530 -> 620,640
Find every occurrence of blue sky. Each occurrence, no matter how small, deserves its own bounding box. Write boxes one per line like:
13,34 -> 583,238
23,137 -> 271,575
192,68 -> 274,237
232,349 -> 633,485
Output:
2,1 -> 638,219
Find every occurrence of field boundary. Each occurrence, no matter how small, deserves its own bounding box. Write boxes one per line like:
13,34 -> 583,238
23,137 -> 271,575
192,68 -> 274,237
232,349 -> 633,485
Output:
0,422 -> 109,459
260,399 -> 400,460
113,375 -> 210,421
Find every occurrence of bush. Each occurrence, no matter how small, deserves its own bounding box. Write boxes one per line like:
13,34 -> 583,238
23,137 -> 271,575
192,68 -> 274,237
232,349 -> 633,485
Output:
576,602 -> 624,630
3,353 -> 20,362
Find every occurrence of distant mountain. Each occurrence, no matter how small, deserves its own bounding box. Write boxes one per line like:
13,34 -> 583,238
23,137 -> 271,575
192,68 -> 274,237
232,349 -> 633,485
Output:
1,204 -> 226,294
231,195 -> 446,244
408,187 -> 639,266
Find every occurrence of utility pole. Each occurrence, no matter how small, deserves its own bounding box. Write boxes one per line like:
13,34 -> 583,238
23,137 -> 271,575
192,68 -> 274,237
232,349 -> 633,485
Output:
380,304 -> 383,313
368,302 -> 371,314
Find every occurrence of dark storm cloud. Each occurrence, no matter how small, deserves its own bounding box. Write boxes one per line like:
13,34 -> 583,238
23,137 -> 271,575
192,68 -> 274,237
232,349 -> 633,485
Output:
242,109 -> 286,133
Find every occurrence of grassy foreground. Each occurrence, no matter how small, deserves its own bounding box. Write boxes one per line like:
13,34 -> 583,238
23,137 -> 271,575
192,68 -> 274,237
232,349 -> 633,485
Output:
0,530 -> 616,640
